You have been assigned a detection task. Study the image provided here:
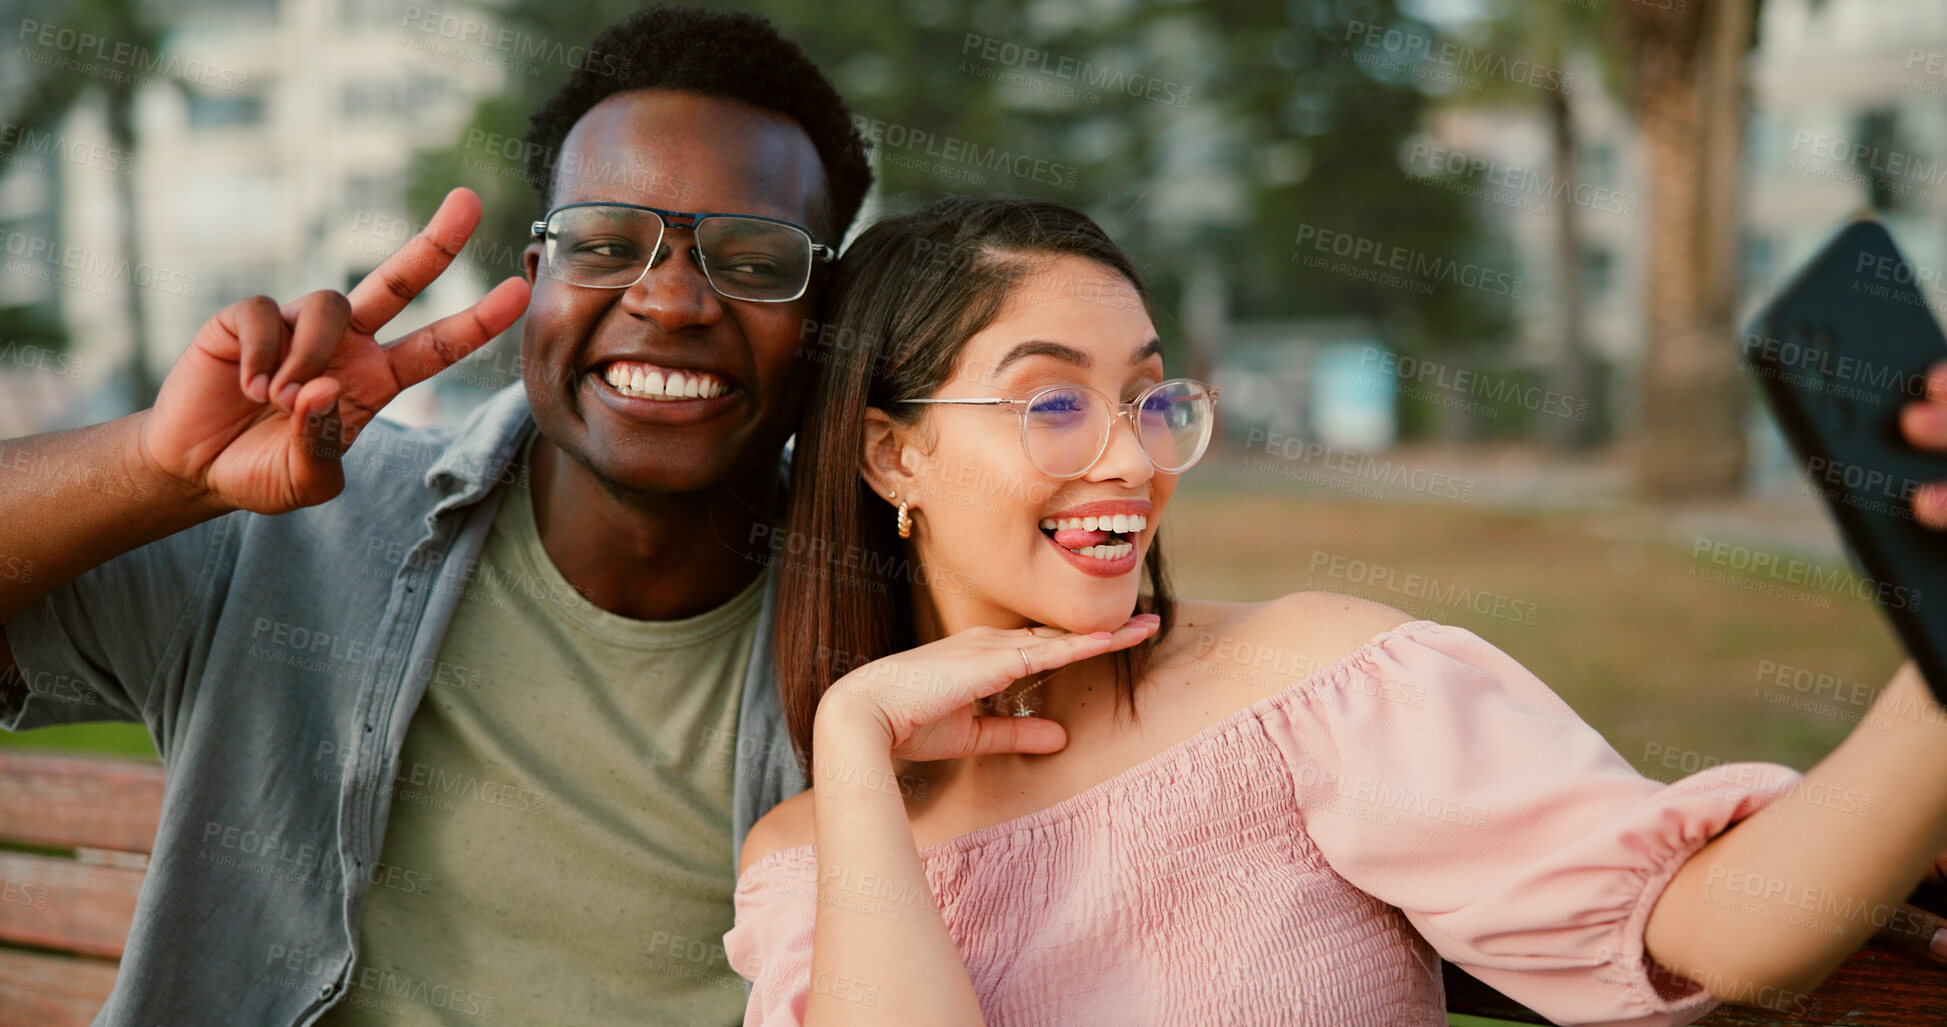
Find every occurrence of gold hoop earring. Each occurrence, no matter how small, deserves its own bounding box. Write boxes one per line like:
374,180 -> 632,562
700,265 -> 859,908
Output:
896,500 -> 912,539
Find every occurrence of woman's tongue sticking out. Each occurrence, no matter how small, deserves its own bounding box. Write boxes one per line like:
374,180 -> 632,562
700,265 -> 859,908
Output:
1051,526 -> 1113,549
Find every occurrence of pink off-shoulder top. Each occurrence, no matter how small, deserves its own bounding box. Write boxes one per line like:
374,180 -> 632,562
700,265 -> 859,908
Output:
724,619 -> 1804,1026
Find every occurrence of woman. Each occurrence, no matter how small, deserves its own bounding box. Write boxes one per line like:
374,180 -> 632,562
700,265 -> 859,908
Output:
724,196 -> 1947,1026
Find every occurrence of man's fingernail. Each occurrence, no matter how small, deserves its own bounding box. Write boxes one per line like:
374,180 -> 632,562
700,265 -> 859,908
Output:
249,373 -> 269,401
277,382 -> 301,410
1932,927 -> 1947,960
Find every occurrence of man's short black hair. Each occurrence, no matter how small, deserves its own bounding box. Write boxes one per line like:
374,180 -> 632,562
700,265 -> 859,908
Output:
526,5 -> 873,242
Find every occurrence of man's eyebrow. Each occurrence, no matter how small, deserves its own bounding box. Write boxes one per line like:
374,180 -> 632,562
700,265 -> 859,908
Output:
1132,338 -> 1163,363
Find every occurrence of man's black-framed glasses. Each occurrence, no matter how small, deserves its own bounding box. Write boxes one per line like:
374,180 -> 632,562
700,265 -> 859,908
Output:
529,201 -> 836,303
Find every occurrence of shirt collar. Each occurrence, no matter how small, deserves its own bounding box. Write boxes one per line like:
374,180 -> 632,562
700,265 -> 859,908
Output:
424,381 -> 535,503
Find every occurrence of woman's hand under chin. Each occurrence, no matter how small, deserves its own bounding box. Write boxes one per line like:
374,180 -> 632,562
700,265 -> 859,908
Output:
799,617 -> 1160,1027
816,615 -> 1161,764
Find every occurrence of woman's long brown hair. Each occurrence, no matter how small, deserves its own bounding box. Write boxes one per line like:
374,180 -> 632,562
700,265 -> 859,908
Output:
775,196 -> 1176,776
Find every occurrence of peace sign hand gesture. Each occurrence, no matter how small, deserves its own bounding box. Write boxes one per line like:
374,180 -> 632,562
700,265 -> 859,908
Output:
135,187 -> 531,515
817,615 -> 1162,764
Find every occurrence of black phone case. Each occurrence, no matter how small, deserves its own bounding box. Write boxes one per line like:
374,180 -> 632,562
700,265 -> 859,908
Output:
1743,216 -> 1947,707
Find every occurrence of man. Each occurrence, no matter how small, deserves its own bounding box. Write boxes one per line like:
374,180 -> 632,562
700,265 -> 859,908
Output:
0,7 -> 869,1024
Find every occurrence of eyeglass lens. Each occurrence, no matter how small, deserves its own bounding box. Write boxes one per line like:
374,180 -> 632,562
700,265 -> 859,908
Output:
1021,381 -> 1214,478
543,205 -> 814,301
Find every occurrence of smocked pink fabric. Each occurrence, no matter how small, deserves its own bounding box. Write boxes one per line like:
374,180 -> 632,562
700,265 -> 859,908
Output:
724,620 -> 1803,1026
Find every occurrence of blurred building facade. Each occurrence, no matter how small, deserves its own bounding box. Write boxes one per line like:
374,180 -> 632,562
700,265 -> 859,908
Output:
0,0 -> 506,430
9,0 -> 1947,452
1747,0 -> 1947,303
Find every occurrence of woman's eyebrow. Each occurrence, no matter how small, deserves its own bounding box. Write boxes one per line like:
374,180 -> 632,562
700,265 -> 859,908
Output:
994,340 -> 1090,372
993,337 -> 1164,373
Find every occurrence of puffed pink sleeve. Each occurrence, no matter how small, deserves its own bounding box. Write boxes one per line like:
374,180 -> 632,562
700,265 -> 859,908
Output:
724,850 -> 817,1027
1258,620 -> 1804,1027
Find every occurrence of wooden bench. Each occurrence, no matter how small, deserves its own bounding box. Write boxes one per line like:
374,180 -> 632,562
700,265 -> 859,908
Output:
1,749 -> 1943,1025
0,750 -> 160,1027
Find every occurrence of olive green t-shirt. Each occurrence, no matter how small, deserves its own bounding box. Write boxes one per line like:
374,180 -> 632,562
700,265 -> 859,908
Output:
317,433 -> 759,1027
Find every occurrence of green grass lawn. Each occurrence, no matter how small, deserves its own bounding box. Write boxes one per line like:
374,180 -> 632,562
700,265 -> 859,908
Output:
1165,481 -> 1897,778
0,718 -> 156,758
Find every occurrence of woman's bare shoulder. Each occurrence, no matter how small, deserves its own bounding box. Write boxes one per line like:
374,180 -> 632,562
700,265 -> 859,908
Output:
1151,592 -> 1422,707
739,788 -> 816,879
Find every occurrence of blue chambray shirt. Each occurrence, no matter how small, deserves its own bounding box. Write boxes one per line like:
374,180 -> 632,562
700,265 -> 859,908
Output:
0,382 -> 805,1025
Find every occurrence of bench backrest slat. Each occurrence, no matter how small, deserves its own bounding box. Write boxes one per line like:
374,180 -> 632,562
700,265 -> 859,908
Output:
0,948 -> 120,1027
0,850 -> 143,959
0,751 -> 162,854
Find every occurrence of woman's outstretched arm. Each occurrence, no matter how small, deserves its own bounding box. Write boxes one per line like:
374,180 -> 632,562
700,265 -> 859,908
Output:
1645,660 -> 1947,1001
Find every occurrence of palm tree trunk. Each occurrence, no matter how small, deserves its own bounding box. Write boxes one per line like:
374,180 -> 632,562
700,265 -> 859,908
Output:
1624,0 -> 1754,498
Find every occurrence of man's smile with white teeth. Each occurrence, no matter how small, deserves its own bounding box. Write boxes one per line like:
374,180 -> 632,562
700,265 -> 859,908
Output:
598,359 -> 730,401
1038,513 -> 1147,561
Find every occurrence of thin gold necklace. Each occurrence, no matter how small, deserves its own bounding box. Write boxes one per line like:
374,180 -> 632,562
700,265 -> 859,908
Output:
980,670 -> 1056,718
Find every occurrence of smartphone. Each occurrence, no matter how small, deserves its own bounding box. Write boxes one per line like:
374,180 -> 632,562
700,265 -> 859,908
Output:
1742,216 -> 1947,707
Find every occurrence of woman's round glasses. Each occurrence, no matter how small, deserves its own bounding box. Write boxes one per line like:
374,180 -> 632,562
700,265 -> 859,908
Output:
529,201 -> 836,303
899,378 -> 1221,480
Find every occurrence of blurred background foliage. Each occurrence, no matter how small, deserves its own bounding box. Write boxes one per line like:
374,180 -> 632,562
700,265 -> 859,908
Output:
407,0 -> 1514,383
